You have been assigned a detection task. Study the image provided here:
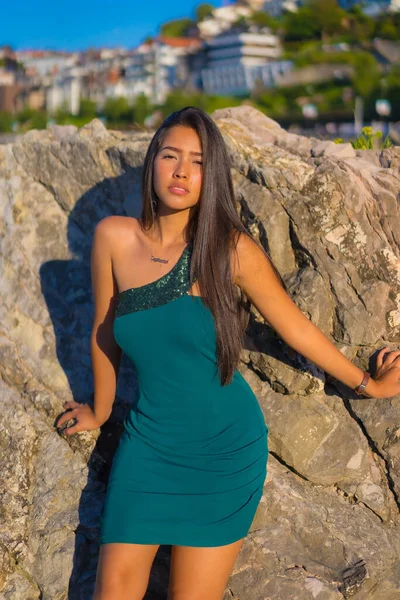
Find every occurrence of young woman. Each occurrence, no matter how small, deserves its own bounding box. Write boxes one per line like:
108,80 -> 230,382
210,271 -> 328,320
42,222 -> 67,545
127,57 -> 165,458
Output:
58,106 -> 400,600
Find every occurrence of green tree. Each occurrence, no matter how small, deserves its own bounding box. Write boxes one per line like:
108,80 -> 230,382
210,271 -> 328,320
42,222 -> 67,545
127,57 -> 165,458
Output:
202,95 -> 243,113
133,93 -> 152,125
347,5 -> 375,41
254,91 -> 289,117
16,105 -> 36,124
161,18 -> 194,37
250,10 -> 279,31
284,0 -> 345,41
103,96 -> 131,122
0,111 -> 13,133
54,105 -> 70,125
306,0 -> 346,38
352,53 -> 380,98
29,111 -> 48,130
283,7 -> 319,41
79,98 -> 97,118
195,3 -> 214,22
375,16 -> 399,41
232,16 -> 249,30
160,90 -> 203,117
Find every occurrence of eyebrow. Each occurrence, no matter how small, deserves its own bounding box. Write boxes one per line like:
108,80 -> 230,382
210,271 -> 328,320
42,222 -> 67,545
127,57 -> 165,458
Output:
160,145 -> 203,156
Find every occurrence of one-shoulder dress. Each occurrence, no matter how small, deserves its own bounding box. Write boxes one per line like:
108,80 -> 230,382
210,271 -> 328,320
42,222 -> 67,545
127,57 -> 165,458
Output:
99,241 -> 269,547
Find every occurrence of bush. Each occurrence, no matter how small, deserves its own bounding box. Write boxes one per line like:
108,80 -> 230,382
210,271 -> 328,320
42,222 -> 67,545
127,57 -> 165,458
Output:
335,126 -> 393,149
79,98 -> 97,118
103,96 -> 132,123
0,111 -> 13,133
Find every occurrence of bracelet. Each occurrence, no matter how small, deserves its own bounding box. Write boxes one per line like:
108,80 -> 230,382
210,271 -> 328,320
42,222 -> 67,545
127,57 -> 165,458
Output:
354,371 -> 371,395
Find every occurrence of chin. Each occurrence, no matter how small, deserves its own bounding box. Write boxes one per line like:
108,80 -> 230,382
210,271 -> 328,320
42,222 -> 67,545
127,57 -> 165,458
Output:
159,202 -> 195,212
156,195 -> 199,211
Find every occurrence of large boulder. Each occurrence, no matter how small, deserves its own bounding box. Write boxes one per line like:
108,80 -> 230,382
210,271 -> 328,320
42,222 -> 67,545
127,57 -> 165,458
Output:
0,107 -> 399,599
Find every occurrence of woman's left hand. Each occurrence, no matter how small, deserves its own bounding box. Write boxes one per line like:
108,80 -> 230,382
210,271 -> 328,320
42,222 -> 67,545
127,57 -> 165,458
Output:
369,347 -> 400,399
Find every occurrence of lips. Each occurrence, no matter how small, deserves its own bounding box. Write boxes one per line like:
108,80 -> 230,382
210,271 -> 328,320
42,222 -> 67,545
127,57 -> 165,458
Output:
168,185 -> 190,194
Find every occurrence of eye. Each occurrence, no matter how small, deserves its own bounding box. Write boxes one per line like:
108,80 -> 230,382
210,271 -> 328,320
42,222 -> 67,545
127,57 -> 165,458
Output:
163,154 -> 176,159
194,160 -> 203,165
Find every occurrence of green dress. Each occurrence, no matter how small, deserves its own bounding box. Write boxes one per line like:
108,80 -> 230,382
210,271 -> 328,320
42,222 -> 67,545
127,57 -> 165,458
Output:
99,241 -> 269,547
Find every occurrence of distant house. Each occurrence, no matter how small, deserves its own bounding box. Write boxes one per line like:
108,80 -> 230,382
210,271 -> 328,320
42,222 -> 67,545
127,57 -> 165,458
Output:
201,28 -> 293,95
197,3 -> 255,39
123,37 -> 202,104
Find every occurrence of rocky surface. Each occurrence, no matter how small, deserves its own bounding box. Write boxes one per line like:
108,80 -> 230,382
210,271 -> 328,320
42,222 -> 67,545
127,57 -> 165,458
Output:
0,106 -> 399,599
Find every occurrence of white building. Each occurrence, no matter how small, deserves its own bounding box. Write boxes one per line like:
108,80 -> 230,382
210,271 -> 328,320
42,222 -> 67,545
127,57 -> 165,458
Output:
197,4 -> 254,39
16,51 -> 78,78
389,0 -> 400,11
46,68 -> 82,115
201,29 -> 292,95
123,37 -> 202,104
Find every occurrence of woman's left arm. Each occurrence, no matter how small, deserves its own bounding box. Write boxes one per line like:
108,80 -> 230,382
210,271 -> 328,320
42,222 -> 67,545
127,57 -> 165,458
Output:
235,234 -> 400,400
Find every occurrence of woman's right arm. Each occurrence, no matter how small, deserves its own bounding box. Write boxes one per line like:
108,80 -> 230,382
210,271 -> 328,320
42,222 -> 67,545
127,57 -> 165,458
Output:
57,218 -> 122,435
90,217 -> 122,425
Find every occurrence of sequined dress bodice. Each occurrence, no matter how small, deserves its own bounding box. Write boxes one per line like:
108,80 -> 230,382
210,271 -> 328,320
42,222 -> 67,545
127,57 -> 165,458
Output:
116,241 -> 197,317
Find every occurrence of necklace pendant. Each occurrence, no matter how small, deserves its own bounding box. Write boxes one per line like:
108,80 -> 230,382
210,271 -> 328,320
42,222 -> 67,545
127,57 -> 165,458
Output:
151,255 -> 169,264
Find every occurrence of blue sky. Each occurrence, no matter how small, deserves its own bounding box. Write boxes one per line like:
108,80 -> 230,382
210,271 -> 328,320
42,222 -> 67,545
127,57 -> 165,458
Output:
1,0 -> 223,51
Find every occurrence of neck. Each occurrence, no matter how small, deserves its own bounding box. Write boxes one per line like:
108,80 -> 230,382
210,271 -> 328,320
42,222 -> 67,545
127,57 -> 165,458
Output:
145,209 -> 191,248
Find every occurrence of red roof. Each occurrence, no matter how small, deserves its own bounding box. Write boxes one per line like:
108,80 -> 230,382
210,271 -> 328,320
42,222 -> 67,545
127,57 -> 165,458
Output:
157,36 -> 201,48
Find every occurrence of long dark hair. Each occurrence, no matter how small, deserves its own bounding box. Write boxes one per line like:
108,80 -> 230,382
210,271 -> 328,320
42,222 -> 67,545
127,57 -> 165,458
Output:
140,106 -> 285,386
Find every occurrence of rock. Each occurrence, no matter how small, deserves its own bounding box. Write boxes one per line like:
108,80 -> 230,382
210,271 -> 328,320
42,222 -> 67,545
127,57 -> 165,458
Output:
312,140 -> 356,159
0,109 -> 400,598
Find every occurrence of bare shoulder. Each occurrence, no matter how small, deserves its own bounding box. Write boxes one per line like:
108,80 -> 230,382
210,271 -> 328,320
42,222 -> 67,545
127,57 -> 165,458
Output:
231,230 -> 268,286
93,215 -> 139,254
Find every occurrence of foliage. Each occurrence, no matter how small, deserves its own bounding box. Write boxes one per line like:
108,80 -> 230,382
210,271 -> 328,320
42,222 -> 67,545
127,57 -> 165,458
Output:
160,18 -> 195,37
293,46 -> 380,99
283,7 -> 318,41
29,111 -> 48,130
249,10 -> 280,32
103,96 -> 131,122
133,93 -> 153,125
375,14 -> 400,40
156,90 -> 245,119
283,0 -> 345,41
16,106 -> 37,124
202,94 -> 244,114
335,126 -> 393,149
281,1 -> 399,43
232,16 -> 248,30
54,105 -> 71,124
0,111 -> 13,133
255,91 -> 289,116
352,52 -> 380,98
79,98 -> 97,118
195,3 -> 214,22
307,0 -> 346,37
346,6 -> 376,42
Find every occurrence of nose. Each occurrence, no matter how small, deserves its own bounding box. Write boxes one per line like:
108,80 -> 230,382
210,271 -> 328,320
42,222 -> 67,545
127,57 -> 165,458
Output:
173,159 -> 189,180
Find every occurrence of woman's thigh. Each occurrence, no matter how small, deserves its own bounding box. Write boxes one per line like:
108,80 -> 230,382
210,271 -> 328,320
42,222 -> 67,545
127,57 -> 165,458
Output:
167,538 -> 244,600
93,542 -> 160,600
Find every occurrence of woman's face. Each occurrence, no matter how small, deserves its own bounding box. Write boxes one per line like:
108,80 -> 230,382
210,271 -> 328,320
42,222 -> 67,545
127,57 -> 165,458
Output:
153,125 -> 203,212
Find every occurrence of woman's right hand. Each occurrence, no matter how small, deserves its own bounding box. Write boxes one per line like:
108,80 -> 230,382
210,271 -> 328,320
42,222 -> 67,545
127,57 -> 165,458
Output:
57,401 -> 104,435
